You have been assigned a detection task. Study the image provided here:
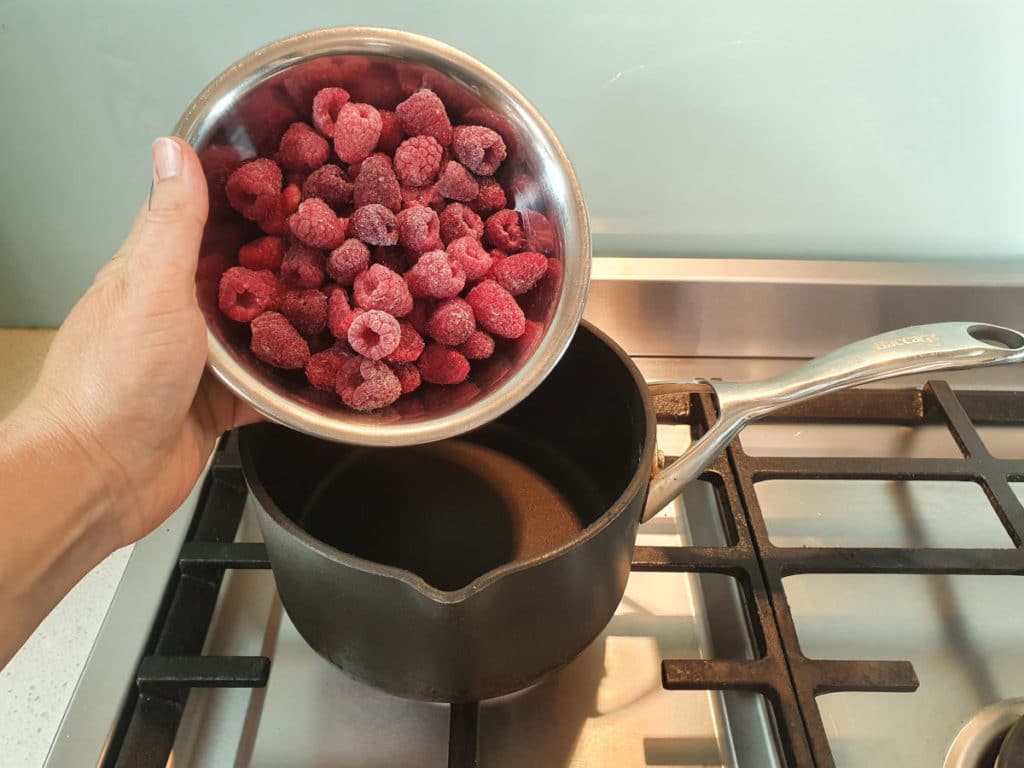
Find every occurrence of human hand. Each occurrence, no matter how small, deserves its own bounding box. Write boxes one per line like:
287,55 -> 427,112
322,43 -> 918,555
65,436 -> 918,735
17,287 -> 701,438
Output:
23,137 -> 258,547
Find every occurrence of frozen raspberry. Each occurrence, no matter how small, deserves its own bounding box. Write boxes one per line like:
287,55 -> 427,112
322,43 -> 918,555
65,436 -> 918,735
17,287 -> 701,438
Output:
390,362 -> 421,394
337,358 -> 402,411
372,246 -> 411,274
393,136 -> 443,187
462,106 -> 517,155
349,204 -> 399,246
385,321 -> 425,363
302,164 -> 353,209
376,109 -> 405,154
238,236 -> 285,271
347,309 -> 402,360
200,144 -> 244,217
282,58 -> 347,115
417,343 -> 470,385
280,288 -> 328,336
493,251 -> 548,295
468,177 -> 508,216
484,209 -> 526,251
250,312 -> 310,369
396,205 -> 441,253
485,249 -> 507,278
395,89 -> 452,146
277,122 -> 329,173
281,243 -> 325,289
326,239 -> 370,286
353,264 -> 413,317
451,126 -> 507,176
218,267 -> 281,323
458,330 -> 495,360
446,236 -> 492,280
404,250 -> 465,299
258,184 -> 302,236
401,184 -> 445,211
311,87 -> 350,137
523,210 -> 556,254
353,154 -> 401,212
427,298 -> 476,346
327,288 -> 364,339
466,280 -> 526,339
407,298 -> 431,334
438,203 -> 484,245
226,159 -> 282,221
435,161 -> 479,202
288,198 -> 346,249
306,347 -> 349,391
334,102 -> 383,164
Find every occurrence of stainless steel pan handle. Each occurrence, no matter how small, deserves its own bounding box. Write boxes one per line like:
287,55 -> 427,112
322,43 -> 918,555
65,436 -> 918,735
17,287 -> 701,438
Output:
642,322 -> 1024,522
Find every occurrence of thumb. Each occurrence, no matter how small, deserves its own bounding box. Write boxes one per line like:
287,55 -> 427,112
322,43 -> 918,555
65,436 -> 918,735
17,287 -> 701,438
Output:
128,137 -> 209,295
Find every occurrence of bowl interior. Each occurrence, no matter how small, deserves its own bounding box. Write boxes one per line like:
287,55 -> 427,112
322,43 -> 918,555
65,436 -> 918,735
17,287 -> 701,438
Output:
186,31 -> 588,444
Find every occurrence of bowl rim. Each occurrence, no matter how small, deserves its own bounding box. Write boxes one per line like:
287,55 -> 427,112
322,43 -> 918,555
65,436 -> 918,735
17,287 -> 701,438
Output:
175,26 -> 590,446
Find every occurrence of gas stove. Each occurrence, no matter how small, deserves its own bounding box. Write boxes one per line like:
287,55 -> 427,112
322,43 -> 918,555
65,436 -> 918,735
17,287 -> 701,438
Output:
43,258 -> 1024,768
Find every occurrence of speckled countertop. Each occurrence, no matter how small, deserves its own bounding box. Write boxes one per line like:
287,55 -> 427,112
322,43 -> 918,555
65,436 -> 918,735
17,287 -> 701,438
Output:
0,329 -> 133,768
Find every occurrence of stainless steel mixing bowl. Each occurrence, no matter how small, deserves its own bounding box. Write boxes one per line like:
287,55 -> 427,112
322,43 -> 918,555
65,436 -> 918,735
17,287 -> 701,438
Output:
176,27 -> 589,446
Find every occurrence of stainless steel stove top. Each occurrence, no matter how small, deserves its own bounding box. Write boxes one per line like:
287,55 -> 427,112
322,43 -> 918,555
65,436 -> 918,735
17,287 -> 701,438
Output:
43,259 -> 1024,768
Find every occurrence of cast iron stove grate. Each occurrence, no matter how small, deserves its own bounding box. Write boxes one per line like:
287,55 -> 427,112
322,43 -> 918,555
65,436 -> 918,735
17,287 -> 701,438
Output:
99,381 -> 1024,768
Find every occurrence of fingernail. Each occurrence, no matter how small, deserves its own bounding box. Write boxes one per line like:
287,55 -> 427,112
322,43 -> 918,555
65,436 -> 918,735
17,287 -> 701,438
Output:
152,137 -> 182,181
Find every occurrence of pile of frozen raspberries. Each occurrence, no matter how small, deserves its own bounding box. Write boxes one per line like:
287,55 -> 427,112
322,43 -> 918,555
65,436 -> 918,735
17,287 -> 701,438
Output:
211,85 -> 556,412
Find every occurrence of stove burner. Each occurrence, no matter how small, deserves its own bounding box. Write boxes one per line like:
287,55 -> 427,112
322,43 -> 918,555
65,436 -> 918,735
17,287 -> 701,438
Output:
945,700 -> 1024,768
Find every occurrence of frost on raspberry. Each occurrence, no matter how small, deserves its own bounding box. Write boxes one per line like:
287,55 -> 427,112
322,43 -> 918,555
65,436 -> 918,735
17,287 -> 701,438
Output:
349,204 -> 399,247
492,251 -> 548,295
218,267 -> 281,323
226,158 -> 282,221
438,203 -> 484,245
417,343 -> 470,385
311,87 -> 351,137
385,321 -> 425,363
395,89 -> 452,146
250,312 -> 310,369
258,184 -> 301,236
446,236 -> 493,280
451,125 -> 507,176
302,164 -> 353,209
281,243 -> 325,289
376,109 -> 405,154
280,288 -> 328,336
484,209 -> 526,251
435,161 -> 479,202
389,362 -> 421,394
277,122 -> 329,173
238,236 -> 285,271
326,239 -> 370,286
353,153 -> 401,212
397,205 -> 441,253
404,250 -> 466,299
427,297 -> 476,346
334,102 -> 383,164
288,198 -> 346,249
458,330 -> 495,360
352,263 -> 413,317
393,135 -> 443,187
466,279 -> 526,339
337,357 -> 402,411
468,177 -> 508,216
347,309 -> 402,360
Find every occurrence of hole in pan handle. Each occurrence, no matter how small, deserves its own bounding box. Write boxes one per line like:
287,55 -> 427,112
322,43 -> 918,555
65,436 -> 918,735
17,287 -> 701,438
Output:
642,322 -> 1024,522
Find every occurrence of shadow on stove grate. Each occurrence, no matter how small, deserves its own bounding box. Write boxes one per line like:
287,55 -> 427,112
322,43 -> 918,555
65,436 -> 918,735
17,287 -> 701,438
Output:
100,381 -> 1024,768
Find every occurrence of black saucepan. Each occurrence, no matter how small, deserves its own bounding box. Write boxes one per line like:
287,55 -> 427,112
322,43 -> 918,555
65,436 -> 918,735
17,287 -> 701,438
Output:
239,320 -> 1024,701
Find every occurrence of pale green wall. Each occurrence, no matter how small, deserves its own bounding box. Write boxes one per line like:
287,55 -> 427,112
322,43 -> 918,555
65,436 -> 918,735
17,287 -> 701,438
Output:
2,0 -> 1022,326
